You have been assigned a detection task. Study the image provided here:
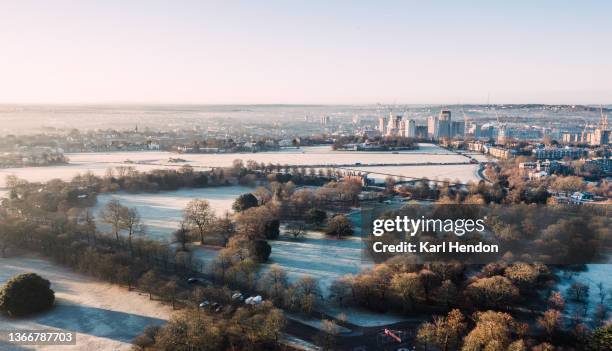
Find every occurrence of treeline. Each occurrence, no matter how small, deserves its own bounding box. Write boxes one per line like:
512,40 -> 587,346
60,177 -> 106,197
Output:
329,259 -> 554,313
330,258 -> 611,350
485,158 -> 611,200
415,308 -> 612,351
132,303 -> 285,351
332,135 -> 418,150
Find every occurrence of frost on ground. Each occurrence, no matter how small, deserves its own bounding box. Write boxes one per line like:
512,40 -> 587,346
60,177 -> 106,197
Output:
0,143 -> 469,188
0,163 -> 173,188
323,306 -> 410,328
280,333 -> 321,351
93,185 -> 252,240
264,229 -> 370,298
354,164 -> 481,184
189,245 -> 222,273
65,144 -> 465,169
0,256 -> 171,351
555,264 -> 612,323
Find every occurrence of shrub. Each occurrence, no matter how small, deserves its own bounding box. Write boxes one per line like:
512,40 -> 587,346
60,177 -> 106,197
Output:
264,219 -> 280,240
0,273 -> 55,316
306,208 -> 327,226
588,324 -> 612,351
325,215 -> 353,238
232,193 -> 259,212
250,240 -> 272,263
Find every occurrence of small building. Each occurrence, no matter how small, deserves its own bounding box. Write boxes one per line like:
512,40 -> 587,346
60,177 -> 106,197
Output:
488,146 -> 515,159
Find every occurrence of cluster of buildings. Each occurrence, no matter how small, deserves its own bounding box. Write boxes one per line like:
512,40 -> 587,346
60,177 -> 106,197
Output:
532,147 -> 586,160
466,141 -> 516,159
426,110 -> 465,140
377,113 -> 419,138
376,110 -> 465,140
561,113 -> 610,146
519,160 -> 570,180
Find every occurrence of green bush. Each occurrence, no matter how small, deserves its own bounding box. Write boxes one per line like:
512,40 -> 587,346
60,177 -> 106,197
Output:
232,193 -> 259,212
0,273 -> 55,316
250,240 -> 272,263
264,219 -> 280,240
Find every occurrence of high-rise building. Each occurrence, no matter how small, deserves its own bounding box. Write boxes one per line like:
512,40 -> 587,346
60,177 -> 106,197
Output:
427,115 -> 439,139
592,129 -> 610,146
438,110 -> 452,139
386,113 -> 403,136
562,132 -> 580,144
451,121 -> 465,138
467,122 -> 479,137
378,116 -> 388,134
405,119 -> 416,138
415,125 -> 428,139
497,125 -> 507,144
591,111 -> 610,146
320,115 -> 330,125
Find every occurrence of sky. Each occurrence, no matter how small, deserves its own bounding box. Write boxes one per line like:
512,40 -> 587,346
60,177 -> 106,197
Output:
0,0 -> 610,105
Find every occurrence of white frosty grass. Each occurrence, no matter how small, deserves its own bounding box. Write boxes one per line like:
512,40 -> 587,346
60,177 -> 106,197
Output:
65,146 -> 467,168
467,153 -> 492,162
324,306 -> 410,328
555,264 -> 612,323
264,230 -> 370,299
281,333 -> 321,351
0,163 -> 177,188
93,186 -> 253,240
353,164 -> 481,184
189,245 -> 222,273
0,144 -> 469,187
0,255 -> 171,351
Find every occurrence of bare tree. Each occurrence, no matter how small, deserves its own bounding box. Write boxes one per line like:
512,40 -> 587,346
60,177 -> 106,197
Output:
172,222 -> 190,251
286,222 -> 305,240
121,207 -> 144,254
99,199 -> 126,242
213,211 -> 235,246
183,199 -> 215,244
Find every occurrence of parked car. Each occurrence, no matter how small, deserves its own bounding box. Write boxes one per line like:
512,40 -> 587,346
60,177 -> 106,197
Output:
231,292 -> 244,301
245,295 -> 263,305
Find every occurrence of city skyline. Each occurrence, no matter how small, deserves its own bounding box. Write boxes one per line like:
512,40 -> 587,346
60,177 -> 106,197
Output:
1,1 -> 611,105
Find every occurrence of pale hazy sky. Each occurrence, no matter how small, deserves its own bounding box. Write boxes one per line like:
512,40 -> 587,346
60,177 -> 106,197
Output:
0,1 -> 610,104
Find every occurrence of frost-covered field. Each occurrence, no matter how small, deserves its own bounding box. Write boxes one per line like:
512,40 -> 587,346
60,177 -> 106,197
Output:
556,264 -> 612,323
0,163 -> 175,188
0,256 -> 171,351
0,144 -> 472,187
93,186 -> 253,240
65,146 -> 466,168
353,164 -> 481,184
265,230 -> 369,298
